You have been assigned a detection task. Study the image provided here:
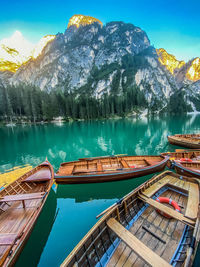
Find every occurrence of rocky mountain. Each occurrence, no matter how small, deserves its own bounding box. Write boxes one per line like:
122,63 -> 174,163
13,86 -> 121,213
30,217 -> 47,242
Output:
0,15 -> 200,113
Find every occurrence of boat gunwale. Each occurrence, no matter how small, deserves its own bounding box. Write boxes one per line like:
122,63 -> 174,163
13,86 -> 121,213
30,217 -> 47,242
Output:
59,154 -> 166,167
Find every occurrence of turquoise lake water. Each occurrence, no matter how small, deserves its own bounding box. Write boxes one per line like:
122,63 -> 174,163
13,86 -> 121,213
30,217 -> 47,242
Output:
0,115 -> 200,266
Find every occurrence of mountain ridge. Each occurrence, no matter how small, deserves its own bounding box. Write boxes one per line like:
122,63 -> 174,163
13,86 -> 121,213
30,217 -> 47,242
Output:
0,15 -> 200,117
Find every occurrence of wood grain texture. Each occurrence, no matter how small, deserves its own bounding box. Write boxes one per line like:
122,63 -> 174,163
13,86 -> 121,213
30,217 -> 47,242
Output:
107,218 -> 171,267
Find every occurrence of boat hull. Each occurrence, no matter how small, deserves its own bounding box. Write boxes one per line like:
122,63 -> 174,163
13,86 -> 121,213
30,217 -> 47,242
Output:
174,162 -> 200,178
168,135 -> 200,149
55,156 -> 169,184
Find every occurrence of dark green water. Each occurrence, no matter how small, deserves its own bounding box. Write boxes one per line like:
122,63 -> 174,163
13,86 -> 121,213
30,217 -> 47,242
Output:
0,115 -> 200,266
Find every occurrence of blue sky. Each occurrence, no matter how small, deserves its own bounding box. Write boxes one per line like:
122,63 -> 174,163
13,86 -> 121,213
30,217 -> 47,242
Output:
1,0 -> 200,62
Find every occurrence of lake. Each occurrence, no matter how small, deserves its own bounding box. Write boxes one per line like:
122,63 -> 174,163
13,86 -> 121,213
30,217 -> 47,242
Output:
0,115 -> 200,266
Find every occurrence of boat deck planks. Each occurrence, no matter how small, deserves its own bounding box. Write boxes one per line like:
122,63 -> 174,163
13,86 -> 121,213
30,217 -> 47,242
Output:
107,218 -> 171,267
107,189 -> 187,266
185,183 -> 199,220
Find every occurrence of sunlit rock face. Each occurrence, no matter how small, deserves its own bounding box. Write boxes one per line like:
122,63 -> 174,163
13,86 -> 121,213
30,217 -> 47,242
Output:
32,35 -> 55,59
156,48 -> 185,74
67,14 -> 103,29
0,31 -> 55,72
1,16 -> 200,113
186,58 -> 200,81
157,48 -> 200,83
12,20 -> 151,92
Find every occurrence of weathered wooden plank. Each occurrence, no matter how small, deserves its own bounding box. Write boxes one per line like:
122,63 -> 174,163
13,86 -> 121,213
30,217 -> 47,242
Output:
107,218 -> 171,267
142,176 -> 172,197
97,161 -> 103,172
185,183 -> 199,220
0,192 -> 45,203
0,233 -> 18,245
120,159 -> 130,169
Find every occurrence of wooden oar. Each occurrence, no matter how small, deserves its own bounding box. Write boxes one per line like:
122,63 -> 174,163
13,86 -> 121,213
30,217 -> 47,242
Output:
79,154 -> 128,161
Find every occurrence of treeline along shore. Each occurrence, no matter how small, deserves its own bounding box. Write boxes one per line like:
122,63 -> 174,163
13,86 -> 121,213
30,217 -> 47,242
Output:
0,81 -> 189,124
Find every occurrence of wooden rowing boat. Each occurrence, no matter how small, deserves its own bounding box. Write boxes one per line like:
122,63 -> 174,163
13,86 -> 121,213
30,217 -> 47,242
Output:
61,171 -> 200,267
162,150 -> 200,161
174,161 -> 200,178
168,134 -> 200,149
0,160 -> 54,266
161,150 -> 200,168
55,155 -> 169,184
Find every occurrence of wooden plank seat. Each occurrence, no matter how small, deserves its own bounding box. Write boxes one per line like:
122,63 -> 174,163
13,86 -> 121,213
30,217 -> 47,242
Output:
0,192 -> 45,202
145,159 -> 160,166
0,192 -> 45,208
59,165 -> 74,175
0,233 -> 19,246
142,176 -> 173,197
22,169 -> 52,182
142,176 -> 190,198
185,183 -> 199,220
120,159 -> 130,169
139,193 -> 195,226
107,218 -> 171,267
97,161 -> 103,172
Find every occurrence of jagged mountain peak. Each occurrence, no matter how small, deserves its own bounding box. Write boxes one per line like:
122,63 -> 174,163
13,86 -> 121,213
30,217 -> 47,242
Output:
156,48 -> 185,74
67,14 -> 103,29
186,57 -> 200,82
11,20 -> 151,92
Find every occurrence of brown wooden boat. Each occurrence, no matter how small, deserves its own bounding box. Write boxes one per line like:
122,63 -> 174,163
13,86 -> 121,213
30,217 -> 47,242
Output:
174,161 -> 200,178
61,171 -> 200,267
168,134 -> 200,149
161,150 -> 200,168
55,155 -> 169,184
0,160 -> 54,267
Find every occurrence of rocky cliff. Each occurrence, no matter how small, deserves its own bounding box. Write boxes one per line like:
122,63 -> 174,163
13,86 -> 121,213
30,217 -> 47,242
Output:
1,15 -> 200,113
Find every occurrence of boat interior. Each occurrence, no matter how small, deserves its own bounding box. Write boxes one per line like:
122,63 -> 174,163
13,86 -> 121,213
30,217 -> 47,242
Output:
57,156 -> 164,176
173,134 -> 200,143
163,151 -> 200,161
65,172 -> 199,267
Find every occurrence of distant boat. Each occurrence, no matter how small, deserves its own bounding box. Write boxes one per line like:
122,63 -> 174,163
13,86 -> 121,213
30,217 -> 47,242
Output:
168,134 -> 200,148
61,171 -> 200,267
0,160 -> 54,266
55,155 -> 169,184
